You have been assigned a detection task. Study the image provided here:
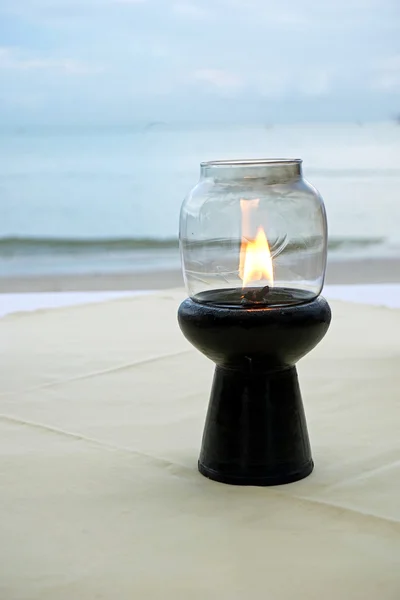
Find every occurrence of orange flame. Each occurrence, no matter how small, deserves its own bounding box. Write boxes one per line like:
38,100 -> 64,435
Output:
239,199 -> 274,288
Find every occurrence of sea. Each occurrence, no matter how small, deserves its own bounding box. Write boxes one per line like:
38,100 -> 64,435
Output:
1,122 -> 400,278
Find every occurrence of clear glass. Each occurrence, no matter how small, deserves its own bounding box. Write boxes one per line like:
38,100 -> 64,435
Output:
179,159 -> 327,307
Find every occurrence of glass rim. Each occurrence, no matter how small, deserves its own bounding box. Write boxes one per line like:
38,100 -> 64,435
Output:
200,158 -> 303,167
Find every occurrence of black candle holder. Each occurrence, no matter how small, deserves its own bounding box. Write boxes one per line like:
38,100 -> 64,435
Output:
178,294 -> 331,486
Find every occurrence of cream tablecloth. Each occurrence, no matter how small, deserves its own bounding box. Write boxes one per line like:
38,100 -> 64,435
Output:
1,289 -> 399,599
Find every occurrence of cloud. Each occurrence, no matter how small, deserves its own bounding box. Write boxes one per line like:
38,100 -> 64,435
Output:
299,71 -> 331,96
113,0 -> 147,4
193,69 -> 243,90
257,72 -> 292,98
172,2 -> 209,19
255,68 -> 332,98
373,55 -> 400,91
0,47 -> 104,74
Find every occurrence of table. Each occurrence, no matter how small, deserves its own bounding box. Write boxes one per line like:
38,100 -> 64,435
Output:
1,288 -> 399,599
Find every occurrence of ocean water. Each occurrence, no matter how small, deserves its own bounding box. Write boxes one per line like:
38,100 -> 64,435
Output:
1,122 -> 400,277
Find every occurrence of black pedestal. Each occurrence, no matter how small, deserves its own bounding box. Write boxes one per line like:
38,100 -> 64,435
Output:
178,295 -> 331,486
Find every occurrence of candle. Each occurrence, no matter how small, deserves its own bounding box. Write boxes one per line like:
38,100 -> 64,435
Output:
178,158 -> 331,486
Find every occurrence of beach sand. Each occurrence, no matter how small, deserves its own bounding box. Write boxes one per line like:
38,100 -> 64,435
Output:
1,256 -> 400,293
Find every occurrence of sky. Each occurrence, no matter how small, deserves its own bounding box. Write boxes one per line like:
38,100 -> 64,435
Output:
0,0 -> 399,126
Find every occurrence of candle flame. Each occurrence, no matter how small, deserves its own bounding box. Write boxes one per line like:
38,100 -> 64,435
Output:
239,199 -> 274,288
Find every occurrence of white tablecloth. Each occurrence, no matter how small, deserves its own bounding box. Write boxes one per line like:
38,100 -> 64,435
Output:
1,289 -> 399,599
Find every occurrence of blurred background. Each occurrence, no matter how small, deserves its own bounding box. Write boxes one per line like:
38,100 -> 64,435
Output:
1,0 -> 400,291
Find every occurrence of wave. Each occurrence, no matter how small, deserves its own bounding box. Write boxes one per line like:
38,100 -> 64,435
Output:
328,236 -> 386,249
0,236 -> 179,255
0,235 -> 388,256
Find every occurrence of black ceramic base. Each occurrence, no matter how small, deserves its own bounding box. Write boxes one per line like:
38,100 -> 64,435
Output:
178,293 -> 331,486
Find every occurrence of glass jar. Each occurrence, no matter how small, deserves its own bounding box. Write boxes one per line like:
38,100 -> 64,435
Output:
179,159 -> 327,307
